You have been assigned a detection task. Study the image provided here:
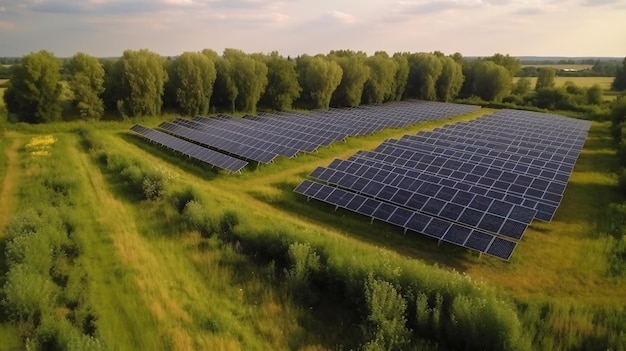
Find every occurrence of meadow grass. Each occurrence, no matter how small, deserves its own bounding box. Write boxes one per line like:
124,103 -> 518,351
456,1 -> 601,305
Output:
520,64 -> 594,70
74,130 -> 335,350
513,76 -> 615,90
0,133 -> 22,351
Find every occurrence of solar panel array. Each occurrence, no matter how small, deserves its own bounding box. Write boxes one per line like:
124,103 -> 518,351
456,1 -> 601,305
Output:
295,109 -> 591,260
157,101 -> 480,164
131,101 -> 480,171
130,125 -> 249,173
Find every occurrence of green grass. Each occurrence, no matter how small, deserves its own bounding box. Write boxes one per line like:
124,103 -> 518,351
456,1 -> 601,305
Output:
513,76 -> 614,90
521,64 -> 594,70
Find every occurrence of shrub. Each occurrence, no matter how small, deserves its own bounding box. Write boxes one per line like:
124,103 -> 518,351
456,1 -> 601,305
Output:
362,275 -> 411,351
218,210 -> 240,240
608,237 -> 626,277
182,200 -> 213,237
2,263 -> 56,323
142,166 -> 177,200
286,242 -> 320,286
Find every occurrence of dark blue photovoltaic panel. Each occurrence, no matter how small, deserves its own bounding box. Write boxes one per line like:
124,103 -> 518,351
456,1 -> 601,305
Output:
131,125 -> 248,172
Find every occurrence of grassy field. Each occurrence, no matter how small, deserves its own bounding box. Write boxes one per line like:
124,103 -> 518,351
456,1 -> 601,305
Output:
0,107 -> 624,349
521,64 -> 594,71
513,76 -> 614,90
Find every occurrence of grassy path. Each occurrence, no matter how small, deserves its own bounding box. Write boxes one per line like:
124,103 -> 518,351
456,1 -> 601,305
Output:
0,133 -> 23,351
0,135 -> 20,230
70,134 -> 204,350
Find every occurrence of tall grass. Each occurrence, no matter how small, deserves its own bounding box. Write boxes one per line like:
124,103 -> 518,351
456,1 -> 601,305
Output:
78,127 -> 334,350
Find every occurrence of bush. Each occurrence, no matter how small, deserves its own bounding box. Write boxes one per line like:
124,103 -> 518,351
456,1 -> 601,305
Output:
608,238 -> 626,277
182,200 -> 213,237
286,242 -> 320,286
218,210 -> 240,240
2,264 -> 56,323
142,166 -> 177,200
362,275 -> 411,351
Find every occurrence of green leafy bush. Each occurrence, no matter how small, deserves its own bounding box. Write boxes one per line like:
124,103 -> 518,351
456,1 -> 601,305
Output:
362,275 -> 411,351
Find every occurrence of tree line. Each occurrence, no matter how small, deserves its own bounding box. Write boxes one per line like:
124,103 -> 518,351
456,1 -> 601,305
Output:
3,49 -> 624,123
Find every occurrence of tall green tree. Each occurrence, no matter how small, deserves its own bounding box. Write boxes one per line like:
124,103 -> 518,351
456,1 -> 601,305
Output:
168,52 -> 216,116
67,52 -> 105,119
587,84 -> 603,105
612,57 -> 626,91
4,50 -> 62,123
222,49 -> 268,113
389,54 -> 409,101
362,52 -> 397,104
486,53 -> 521,77
258,52 -> 301,111
329,52 -> 370,107
535,67 -> 556,90
116,49 -> 168,117
212,57 -> 238,112
436,56 -> 464,102
101,59 -> 122,112
296,55 -> 343,110
405,53 -> 443,100
512,77 -> 532,96
472,60 -> 512,101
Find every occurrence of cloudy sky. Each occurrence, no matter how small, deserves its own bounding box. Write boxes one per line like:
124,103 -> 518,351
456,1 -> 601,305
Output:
0,0 -> 624,58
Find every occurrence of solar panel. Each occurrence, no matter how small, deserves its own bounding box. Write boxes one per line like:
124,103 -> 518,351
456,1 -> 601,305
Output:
294,179 -> 518,260
131,125 -> 248,173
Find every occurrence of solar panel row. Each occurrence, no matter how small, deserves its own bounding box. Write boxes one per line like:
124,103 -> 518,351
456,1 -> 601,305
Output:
160,101 -> 480,164
294,180 -> 518,260
130,125 -> 248,173
294,109 -> 591,260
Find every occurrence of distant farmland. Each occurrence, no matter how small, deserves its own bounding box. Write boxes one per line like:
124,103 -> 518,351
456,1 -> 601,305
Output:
513,76 -> 614,90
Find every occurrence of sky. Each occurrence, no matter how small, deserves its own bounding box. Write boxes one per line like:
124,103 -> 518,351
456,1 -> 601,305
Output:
0,0 -> 625,58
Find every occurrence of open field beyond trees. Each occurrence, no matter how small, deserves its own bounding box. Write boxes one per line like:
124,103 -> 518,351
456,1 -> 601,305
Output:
0,103 -> 624,350
513,76 -> 615,90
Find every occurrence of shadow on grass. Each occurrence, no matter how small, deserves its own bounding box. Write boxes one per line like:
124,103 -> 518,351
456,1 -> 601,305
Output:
254,180 -> 472,272
554,180 -> 620,229
575,122 -> 619,174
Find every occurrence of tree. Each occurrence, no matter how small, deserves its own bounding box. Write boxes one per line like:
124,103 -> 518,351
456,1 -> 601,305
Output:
436,55 -> 464,102
486,53 -> 521,77
586,84 -> 603,105
296,55 -> 343,110
535,67 -> 556,90
258,52 -> 301,111
67,52 -> 105,119
472,60 -> 512,101
4,50 -> 62,123
212,57 -> 238,112
405,53 -> 443,100
389,53 -> 409,101
612,57 -> 626,91
222,49 -> 268,113
362,52 -> 397,104
168,52 -> 217,116
116,49 -> 168,117
512,77 -> 532,96
532,87 -> 572,110
329,52 -> 370,107
100,59 -> 122,112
